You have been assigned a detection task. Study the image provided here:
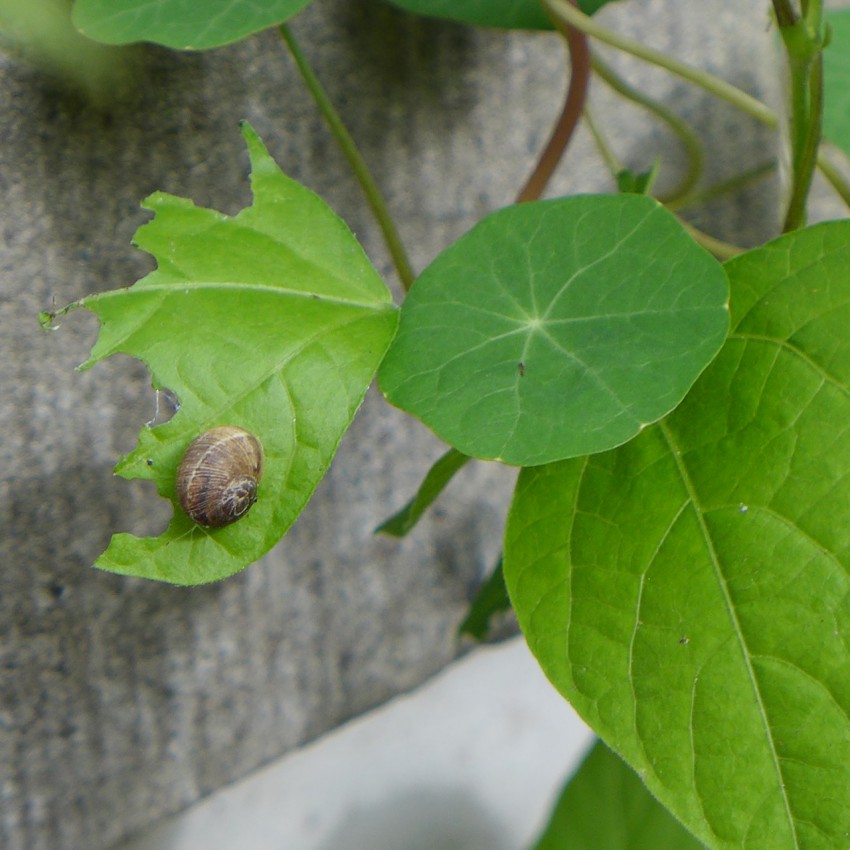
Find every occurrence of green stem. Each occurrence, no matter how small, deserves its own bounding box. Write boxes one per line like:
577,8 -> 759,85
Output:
583,105 -> 622,177
543,0 -> 778,128
544,0 -> 850,217
516,0 -> 591,202
817,148 -> 850,208
591,52 -> 704,204
774,0 -> 825,230
667,159 -> 776,210
542,0 -> 850,220
665,160 -> 776,212
582,77 -> 744,258
784,52 -> 823,230
279,24 -> 416,291
588,111 -> 773,238
679,221 -> 745,261
773,0 -> 798,28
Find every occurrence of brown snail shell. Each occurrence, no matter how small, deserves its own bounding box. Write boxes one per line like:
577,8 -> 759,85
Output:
176,426 -> 263,528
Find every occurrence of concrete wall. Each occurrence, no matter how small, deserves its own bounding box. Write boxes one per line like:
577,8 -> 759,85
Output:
1,0 -> 824,847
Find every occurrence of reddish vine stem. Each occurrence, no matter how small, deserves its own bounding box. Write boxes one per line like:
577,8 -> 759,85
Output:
515,0 -> 591,203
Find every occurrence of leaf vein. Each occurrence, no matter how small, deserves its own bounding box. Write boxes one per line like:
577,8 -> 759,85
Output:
659,421 -> 799,847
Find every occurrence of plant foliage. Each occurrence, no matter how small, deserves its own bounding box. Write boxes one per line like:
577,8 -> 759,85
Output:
381,0 -> 616,30
458,558 -> 512,641
33,0 -> 850,843
531,739 -> 704,850
380,195 -> 729,466
823,8 -> 850,158
69,123 -> 397,584
71,0 -> 313,49
376,448 -> 469,537
505,221 -> 850,849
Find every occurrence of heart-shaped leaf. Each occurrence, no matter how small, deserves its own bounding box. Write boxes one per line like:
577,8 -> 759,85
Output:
71,0 -> 312,49
531,739 -> 704,850
379,195 -> 729,466
381,0 -> 618,30
504,221 -> 850,848
69,123 -> 397,585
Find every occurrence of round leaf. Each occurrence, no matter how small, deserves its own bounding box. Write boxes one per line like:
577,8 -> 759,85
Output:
379,195 -> 729,466
72,0 -> 312,49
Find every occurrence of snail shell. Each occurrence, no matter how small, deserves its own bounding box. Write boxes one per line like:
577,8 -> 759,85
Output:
176,426 -> 263,528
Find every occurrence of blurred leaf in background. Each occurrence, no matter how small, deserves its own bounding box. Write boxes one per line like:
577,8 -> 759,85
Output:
0,0 -> 139,103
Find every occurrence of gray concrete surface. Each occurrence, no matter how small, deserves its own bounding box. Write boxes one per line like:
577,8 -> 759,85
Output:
1,0 -> 835,848
117,638 -> 594,850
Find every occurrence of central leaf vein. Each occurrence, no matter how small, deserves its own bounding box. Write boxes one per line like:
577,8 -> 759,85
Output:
658,421 -> 798,847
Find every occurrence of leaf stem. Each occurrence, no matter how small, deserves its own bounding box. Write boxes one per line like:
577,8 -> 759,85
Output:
665,160 -> 777,212
816,148 -> 850,209
590,52 -> 704,204
773,0 -> 798,28
583,100 -> 744,259
773,0 -> 825,230
583,105 -> 622,177
542,0 -> 778,128
678,221 -> 745,261
278,24 -> 416,291
516,0 -> 591,202
542,0 -> 850,216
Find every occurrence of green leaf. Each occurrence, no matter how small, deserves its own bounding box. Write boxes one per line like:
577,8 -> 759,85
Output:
380,0 -> 618,31
616,162 -> 660,196
577,0 -> 618,17
73,123 -> 397,585
504,221 -> 850,849
530,739 -> 705,850
375,448 -> 469,537
823,9 -> 850,158
71,0 -> 312,49
379,195 -> 729,466
458,558 -> 512,641
0,0 -> 138,103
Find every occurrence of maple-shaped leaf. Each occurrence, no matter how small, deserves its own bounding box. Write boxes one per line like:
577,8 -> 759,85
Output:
62,122 -> 397,585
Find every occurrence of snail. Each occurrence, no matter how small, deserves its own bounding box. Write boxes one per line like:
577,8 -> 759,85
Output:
176,426 -> 263,528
